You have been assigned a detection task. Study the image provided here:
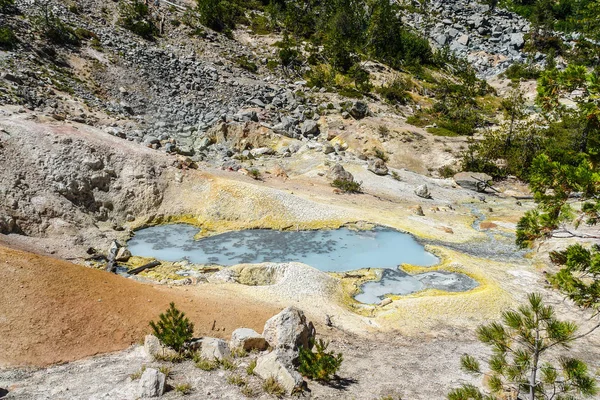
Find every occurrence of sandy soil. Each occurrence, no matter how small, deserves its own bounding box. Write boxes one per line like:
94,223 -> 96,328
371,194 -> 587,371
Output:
0,244 -> 279,367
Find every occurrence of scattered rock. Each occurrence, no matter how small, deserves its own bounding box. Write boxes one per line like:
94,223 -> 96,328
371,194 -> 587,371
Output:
115,247 -> 131,262
143,335 -> 178,359
301,120 -> 319,137
262,307 -> 315,351
410,205 -> 425,216
200,337 -> 231,361
414,184 -> 431,199
326,164 -> 354,182
367,158 -> 389,176
254,350 -> 305,395
138,368 -> 166,398
230,328 -> 268,352
349,101 -> 368,119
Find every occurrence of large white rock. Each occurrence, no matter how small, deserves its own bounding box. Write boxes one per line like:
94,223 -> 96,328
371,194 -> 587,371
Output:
414,184 -> 431,199
254,351 -> 304,394
230,328 -> 268,352
138,368 -> 166,398
201,337 -> 231,361
143,335 -> 178,359
262,307 -> 315,351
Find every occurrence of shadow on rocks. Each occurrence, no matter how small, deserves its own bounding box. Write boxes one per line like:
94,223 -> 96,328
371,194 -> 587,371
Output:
322,376 -> 358,390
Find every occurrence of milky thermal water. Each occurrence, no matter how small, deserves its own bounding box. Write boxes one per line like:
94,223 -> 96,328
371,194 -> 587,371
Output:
128,224 -> 477,303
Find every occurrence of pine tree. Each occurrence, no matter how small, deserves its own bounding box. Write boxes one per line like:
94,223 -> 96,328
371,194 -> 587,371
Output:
448,293 -> 597,400
149,302 -> 194,353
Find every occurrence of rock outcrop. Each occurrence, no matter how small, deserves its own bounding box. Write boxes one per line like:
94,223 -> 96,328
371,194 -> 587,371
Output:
138,368 -> 166,398
262,307 -> 315,352
229,328 -> 268,352
254,350 -> 305,394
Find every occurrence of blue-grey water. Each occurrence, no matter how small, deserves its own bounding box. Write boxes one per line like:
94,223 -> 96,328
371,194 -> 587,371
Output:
127,224 -> 439,271
355,269 -> 478,304
127,224 -> 478,303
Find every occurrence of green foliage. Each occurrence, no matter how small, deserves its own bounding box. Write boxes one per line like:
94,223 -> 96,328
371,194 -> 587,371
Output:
129,365 -> 147,380
277,32 -> 302,75
32,2 -> 80,46
331,179 -> 362,193
195,0 -> 245,34
118,0 -> 158,40
227,374 -> 247,386
0,27 -> 17,49
248,168 -> 261,180
149,302 -> 194,353
438,165 -> 456,178
448,293 -> 597,400
549,244 -> 600,312
262,376 -> 286,397
298,338 -> 343,382
372,147 -> 389,162
515,153 -> 599,248
194,356 -> 219,371
502,61 -> 541,81
246,359 -> 257,375
236,56 -> 258,73
174,382 -> 192,395
0,0 -> 14,11
377,76 -> 412,105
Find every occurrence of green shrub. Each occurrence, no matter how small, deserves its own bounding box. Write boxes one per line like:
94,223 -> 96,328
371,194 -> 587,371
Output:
262,376 -> 285,397
149,302 -> 194,354
194,356 -> 219,371
174,382 -> 192,395
377,77 -> 412,105
331,179 -> 362,194
118,0 -> 158,40
227,374 -> 247,386
438,165 -> 456,178
372,148 -> 388,162
220,358 -> 237,371
196,0 -> 245,35
236,56 -> 258,73
246,359 -> 257,375
0,0 -> 14,11
32,3 -> 80,46
248,168 -> 261,180
129,365 -> 147,380
503,61 -> 541,81
0,27 -> 17,49
75,28 -> 96,41
298,339 -> 343,382
348,65 -> 372,93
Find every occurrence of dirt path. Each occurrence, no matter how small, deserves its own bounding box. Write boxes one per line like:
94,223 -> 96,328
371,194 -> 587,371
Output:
0,245 -> 279,368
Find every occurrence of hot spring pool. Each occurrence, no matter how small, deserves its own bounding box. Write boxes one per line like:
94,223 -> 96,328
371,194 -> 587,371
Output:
127,224 -> 477,302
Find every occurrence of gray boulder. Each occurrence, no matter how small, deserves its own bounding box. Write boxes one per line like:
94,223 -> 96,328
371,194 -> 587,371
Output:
115,247 -> 131,262
301,120 -> 319,137
201,337 -> 231,361
326,164 -> 354,183
453,172 -> 492,192
367,158 -> 389,176
414,184 -> 431,199
350,101 -> 369,119
230,328 -> 268,352
250,147 -> 275,157
254,350 -> 304,395
510,33 -> 525,49
138,368 -> 166,398
262,307 -> 315,351
143,334 -> 178,359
